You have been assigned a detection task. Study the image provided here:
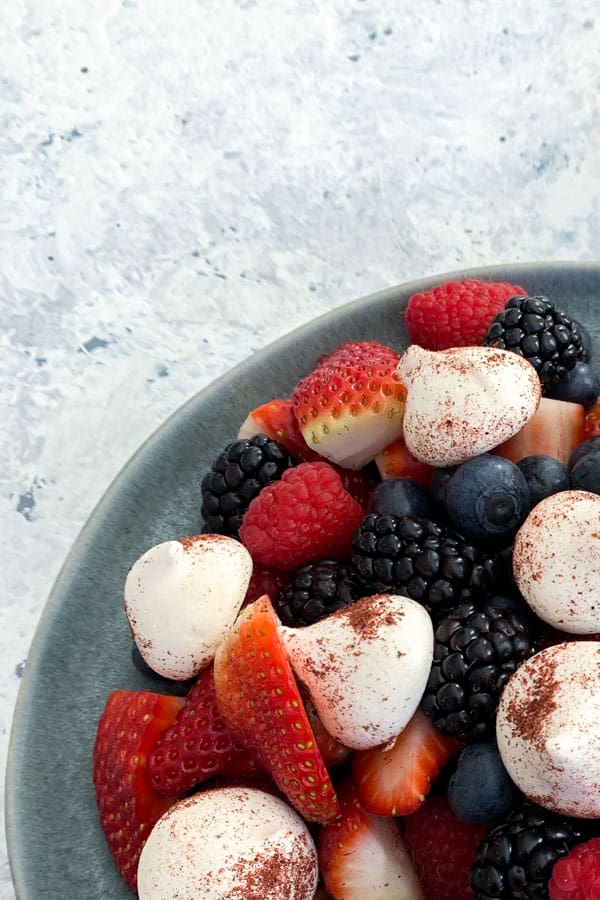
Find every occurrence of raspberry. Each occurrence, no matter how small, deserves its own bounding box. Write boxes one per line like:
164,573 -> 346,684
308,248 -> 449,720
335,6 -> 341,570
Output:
405,279 -> 525,350
549,838 -> 600,900
239,461 -> 364,570
403,794 -> 489,900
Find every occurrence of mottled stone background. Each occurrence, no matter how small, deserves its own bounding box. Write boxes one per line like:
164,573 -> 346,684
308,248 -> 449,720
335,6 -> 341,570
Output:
2,0 -> 599,895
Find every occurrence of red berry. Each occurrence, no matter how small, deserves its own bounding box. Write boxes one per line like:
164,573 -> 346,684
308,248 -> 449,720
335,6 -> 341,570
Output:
352,709 -> 458,817
583,395 -> 600,440
292,342 -> 405,469
243,563 -> 291,606
406,279 -> 526,350
239,461 -> 364,571
147,666 -> 263,798
549,837 -> 600,899
213,594 -> 340,823
403,794 -> 490,900
93,690 -> 185,890
375,434 -> 434,487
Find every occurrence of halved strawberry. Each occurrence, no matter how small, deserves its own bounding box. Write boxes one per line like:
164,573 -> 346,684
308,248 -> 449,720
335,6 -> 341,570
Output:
93,690 -> 185,890
374,434 -> 434,488
301,689 -> 352,768
351,709 -> 459,817
493,396 -> 585,467
147,666 -> 263,798
292,342 -> 406,470
213,594 -> 340,823
583,394 -> 600,440
318,775 -> 425,900
238,397 -> 322,462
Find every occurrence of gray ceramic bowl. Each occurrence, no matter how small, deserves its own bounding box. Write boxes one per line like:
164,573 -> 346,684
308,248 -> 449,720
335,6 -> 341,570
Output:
6,262 -> 600,899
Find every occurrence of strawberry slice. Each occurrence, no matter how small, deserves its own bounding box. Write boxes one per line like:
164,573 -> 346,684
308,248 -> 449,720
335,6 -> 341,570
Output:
238,397 -> 322,462
93,690 -> 185,890
374,434 -> 434,488
291,342 -> 406,470
147,666 -> 264,798
213,594 -> 340,823
351,709 -> 459,817
493,396 -> 585,467
301,689 -> 352,768
318,775 -> 425,900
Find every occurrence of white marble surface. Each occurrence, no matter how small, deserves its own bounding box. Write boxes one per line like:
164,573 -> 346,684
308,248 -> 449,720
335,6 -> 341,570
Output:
2,0 -> 600,896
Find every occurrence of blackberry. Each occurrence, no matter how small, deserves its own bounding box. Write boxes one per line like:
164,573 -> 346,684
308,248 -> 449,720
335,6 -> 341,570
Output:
274,559 -> 365,627
350,514 -> 500,622
421,600 -> 533,742
483,295 -> 588,393
471,800 -> 591,899
201,434 -> 293,536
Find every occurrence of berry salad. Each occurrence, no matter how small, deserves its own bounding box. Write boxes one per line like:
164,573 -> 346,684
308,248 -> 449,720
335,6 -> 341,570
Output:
93,280 -> 600,900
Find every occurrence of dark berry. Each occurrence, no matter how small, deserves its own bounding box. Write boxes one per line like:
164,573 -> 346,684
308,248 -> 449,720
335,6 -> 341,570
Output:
350,514 -> 500,623
274,559 -> 365,627
421,601 -> 533,742
573,318 -> 593,359
570,449 -> 600,495
568,435 -> 600,472
430,466 -> 458,508
448,742 -> 519,824
366,477 -> 434,519
444,454 -> 531,540
470,800 -> 592,899
200,434 -> 293,536
547,360 -> 600,408
516,455 -> 570,507
483,295 -> 588,393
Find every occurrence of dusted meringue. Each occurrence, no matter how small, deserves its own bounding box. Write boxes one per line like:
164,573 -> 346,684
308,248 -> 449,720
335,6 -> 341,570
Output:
124,534 -> 252,680
397,345 -> 541,467
137,786 -> 318,900
513,490 -> 600,633
279,594 -> 433,750
497,642 -> 600,818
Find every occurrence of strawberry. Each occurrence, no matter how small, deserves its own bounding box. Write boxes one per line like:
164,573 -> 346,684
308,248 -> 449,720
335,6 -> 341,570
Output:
583,394 -> 600,440
213,594 -> 340,823
405,279 -> 526,350
317,339 -> 401,370
239,461 -> 364,571
238,397 -> 322,462
374,434 -> 434,488
318,775 -> 424,900
351,709 -> 458,817
301,689 -> 352,768
292,342 -> 406,470
493,396 -> 585,467
147,666 -> 263,798
93,690 -> 185,890
403,794 -> 490,900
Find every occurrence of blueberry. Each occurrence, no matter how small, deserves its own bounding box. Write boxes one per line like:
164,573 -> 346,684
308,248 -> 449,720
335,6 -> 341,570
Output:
568,436 -> 600,471
570,449 -> 600,495
448,742 -> 519,824
366,477 -> 434,518
516,455 -> 570,507
547,361 -> 600,408
444,454 -> 531,540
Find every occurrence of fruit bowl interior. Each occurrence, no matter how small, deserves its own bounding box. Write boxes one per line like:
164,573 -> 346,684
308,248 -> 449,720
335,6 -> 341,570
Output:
6,261 -> 600,899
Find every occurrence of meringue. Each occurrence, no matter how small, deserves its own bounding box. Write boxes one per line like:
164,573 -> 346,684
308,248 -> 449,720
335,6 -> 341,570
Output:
512,490 -> 600,633
397,345 -> 541,467
279,593 -> 433,750
496,642 -> 600,818
124,534 -> 252,679
137,786 -> 318,900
